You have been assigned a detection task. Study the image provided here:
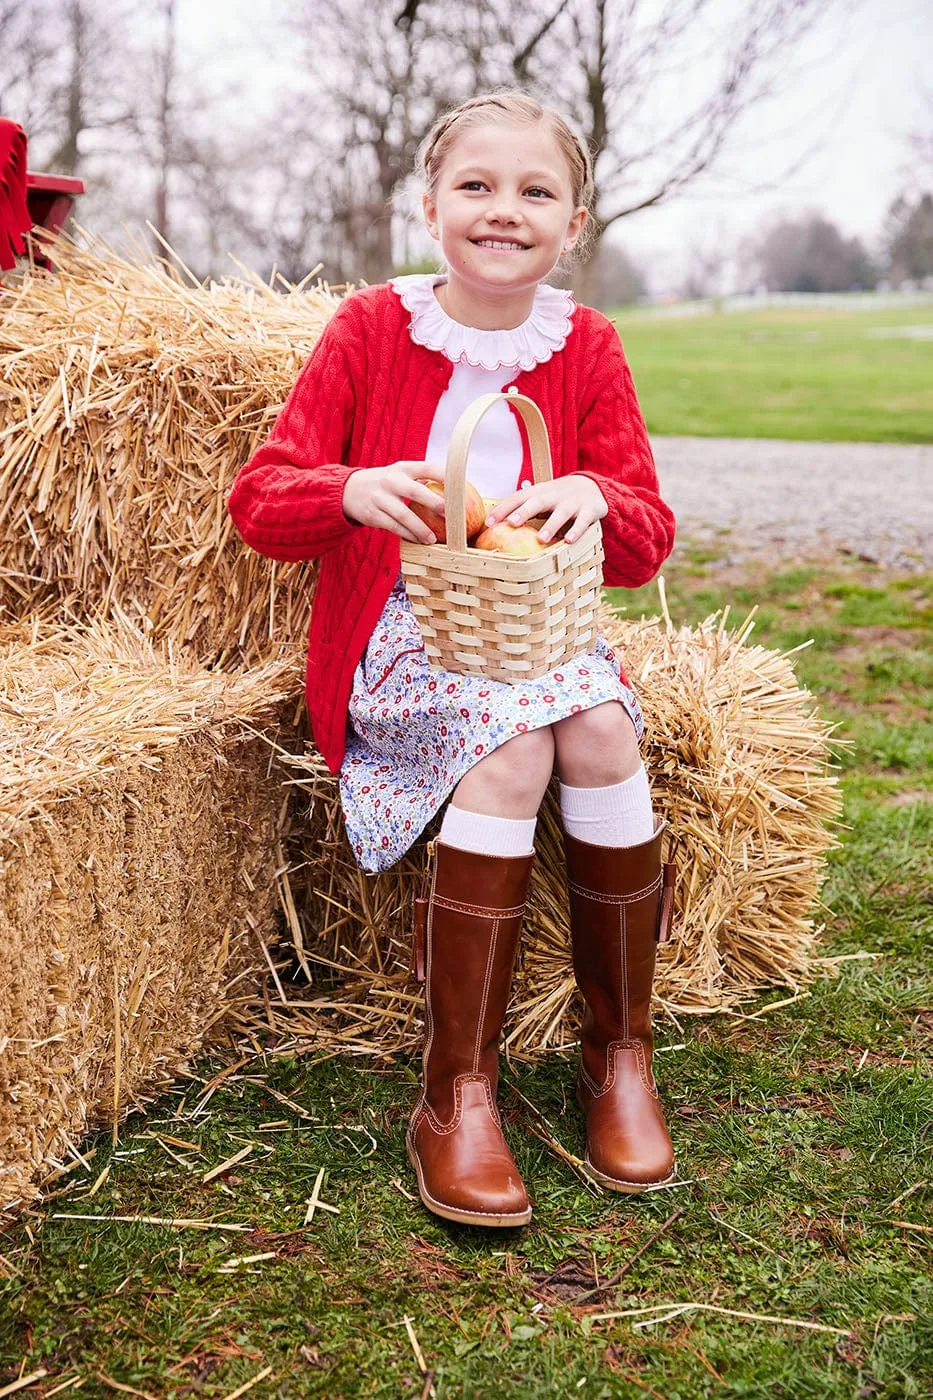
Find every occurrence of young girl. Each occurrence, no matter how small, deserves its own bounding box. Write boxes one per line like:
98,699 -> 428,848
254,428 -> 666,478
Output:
228,91 -> 677,1228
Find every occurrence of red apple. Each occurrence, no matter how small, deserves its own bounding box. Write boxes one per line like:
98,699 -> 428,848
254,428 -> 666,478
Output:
409,480 -> 486,544
528,515 -> 570,541
471,521 -> 550,557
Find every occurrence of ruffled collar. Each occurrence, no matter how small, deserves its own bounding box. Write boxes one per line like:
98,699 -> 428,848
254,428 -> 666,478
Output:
390,273 -> 575,372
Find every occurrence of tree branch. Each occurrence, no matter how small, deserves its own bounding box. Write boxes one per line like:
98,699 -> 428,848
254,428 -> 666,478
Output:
512,0 -> 573,82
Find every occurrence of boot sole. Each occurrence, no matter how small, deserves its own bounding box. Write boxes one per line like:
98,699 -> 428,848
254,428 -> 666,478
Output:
405,1133 -> 532,1228
583,1154 -> 677,1194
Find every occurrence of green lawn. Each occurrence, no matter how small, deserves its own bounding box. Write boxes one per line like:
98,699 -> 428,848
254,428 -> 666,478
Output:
1,557 -> 930,1399
611,301 -> 933,443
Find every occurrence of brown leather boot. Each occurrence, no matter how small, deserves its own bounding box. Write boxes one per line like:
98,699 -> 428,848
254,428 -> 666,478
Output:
563,819 -> 677,1192
406,842 -> 534,1227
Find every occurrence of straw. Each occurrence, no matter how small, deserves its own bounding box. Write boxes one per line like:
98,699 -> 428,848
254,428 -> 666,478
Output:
0,614 -> 297,1216
255,601 -> 842,1058
0,234 -> 341,665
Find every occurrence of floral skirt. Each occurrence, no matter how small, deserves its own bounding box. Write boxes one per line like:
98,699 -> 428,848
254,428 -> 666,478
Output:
338,578 -> 643,873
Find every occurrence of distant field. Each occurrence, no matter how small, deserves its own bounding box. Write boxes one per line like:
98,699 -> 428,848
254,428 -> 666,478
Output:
611,301 -> 933,443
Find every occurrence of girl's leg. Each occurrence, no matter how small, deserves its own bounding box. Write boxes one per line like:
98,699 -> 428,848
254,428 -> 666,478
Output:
448,724 -> 556,816
553,701 -> 654,846
408,727 -> 554,1227
437,724 -> 555,856
553,702 -> 676,1192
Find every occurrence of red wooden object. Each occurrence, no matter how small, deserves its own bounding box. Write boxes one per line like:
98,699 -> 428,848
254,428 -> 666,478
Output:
26,171 -> 86,266
26,171 -> 86,237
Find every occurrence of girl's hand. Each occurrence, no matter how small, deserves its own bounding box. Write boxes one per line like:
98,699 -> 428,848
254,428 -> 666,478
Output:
342,461 -> 447,544
484,475 -> 608,545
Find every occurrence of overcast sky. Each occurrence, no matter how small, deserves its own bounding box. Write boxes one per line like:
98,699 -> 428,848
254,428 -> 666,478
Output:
617,0 -> 932,283
174,0 -> 931,288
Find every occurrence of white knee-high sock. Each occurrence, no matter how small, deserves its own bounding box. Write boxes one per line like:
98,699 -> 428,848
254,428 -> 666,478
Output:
559,765 -> 655,847
439,804 -> 537,857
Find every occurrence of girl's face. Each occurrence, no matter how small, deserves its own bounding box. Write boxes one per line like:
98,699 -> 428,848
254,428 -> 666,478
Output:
422,120 -> 587,303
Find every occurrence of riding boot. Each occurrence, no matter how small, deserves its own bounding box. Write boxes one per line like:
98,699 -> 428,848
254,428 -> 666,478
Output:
563,818 -> 676,1191
406,842 -> 534,1226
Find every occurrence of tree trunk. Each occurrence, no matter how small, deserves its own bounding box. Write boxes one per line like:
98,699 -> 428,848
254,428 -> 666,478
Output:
154,0 -> 176,248
47,0 -> 86,174
571,199 -> 607,303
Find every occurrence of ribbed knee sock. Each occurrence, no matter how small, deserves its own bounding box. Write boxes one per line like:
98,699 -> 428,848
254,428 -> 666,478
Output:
439,804 -> 537,857
559,764 -> 655,846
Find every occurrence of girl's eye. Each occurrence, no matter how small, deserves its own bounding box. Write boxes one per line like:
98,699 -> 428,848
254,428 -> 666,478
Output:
458,181 -> 552,197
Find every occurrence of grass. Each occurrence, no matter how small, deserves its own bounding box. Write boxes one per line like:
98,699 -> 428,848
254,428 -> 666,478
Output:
1,555 -> 931,1399
609,302 -> 933,443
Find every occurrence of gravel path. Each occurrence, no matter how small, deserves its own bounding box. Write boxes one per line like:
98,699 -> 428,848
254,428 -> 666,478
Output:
652,436 -> 932,570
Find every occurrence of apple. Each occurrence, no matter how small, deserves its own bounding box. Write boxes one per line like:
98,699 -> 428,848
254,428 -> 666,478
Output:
481,501 -> 569,543
409,480 -> 486,544
471,521 -> 550,557
528,515 -> 570,541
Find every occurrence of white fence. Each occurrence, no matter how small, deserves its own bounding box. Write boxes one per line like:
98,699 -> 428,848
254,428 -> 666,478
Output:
633,289 -> 933,319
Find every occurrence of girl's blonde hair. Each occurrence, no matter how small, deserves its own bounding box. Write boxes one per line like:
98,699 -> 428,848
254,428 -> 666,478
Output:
418,90 -> 596,263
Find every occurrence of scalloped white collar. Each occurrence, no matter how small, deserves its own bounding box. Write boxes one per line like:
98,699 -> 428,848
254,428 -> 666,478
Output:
390,273 -> 575,372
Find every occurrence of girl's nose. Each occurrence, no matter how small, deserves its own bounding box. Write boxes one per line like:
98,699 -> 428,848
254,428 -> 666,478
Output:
487,204 -> 522,226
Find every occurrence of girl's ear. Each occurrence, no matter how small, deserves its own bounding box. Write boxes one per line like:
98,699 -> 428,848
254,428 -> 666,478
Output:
563,206 -> 589,255
422,190 -> 439,241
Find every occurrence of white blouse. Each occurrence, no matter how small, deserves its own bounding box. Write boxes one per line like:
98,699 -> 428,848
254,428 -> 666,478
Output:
390,274 -> 575,500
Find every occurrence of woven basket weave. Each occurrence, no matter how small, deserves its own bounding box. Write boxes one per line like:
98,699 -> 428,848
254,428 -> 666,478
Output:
399,390 -> 604,683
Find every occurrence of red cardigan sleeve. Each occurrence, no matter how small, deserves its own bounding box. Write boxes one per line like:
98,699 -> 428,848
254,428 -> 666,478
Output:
575,317 -> 675,588
227,301 -> 361,562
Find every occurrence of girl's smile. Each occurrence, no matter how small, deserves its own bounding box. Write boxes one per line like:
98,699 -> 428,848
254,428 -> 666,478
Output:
471,238 -> 532,252
422,120 -> 587,329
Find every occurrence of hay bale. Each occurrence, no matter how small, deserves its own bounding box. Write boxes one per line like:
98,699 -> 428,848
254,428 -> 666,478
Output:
0,241 -> 841,1075
264,603 -> 842,1058
0,615 -> 299,1215
0,237 -> 341,663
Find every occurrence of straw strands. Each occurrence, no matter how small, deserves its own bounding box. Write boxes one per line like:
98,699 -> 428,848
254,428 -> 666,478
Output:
0,236 -> 340,663
0,614 -> 298,1215
261,602 -> 842,1059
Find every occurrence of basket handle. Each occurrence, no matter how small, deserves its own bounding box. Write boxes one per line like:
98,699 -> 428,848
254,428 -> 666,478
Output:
443,389 -> 553,553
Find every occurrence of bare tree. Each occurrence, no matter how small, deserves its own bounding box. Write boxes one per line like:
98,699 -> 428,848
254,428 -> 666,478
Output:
3,0 -> 861,287
882,88 -> 933,288
580,236 -> 646,308
271,0 -> 848,288
884,193 -> 933,286
901,86 -> 933,189
0,0 -> 140,176
678,220 -> 736,301
88,1 -> 270,276
753,212 -> 877,292
282,0 -> 480,282
151,0 -> 176,245
502,0 -> 847,296
0,1 -> 61,144
275,0 -> 544,282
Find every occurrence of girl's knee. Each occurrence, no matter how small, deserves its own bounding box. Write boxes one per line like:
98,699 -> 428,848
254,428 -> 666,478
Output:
482,725 -> 555,799
554,702 -> 640,780
559,701 -> 636,746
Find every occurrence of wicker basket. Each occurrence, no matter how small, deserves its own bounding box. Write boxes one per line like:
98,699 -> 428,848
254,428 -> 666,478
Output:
399,390 -> 604,683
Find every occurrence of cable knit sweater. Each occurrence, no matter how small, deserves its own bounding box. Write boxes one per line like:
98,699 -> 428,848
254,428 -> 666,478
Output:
227,282 -> 675,773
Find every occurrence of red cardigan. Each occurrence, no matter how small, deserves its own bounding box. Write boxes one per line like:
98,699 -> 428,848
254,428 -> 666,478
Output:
227,283 -> 675,773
